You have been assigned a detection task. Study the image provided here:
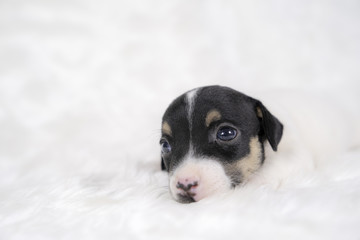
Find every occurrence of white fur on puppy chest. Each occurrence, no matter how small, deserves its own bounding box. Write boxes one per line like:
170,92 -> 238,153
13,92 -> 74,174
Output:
169,157 -> 231,202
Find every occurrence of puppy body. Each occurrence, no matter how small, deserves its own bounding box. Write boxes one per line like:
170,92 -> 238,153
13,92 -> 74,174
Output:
160,86 -> 283,203
248,89 -> 360,188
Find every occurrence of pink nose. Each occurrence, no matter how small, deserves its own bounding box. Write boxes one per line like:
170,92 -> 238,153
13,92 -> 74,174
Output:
176,178 -> 199,192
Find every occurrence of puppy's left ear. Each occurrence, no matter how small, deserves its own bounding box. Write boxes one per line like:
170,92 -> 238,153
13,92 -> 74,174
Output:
256,101 -> 283,151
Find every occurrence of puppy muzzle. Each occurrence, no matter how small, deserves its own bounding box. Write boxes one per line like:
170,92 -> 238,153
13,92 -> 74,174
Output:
169,158 -> 231,203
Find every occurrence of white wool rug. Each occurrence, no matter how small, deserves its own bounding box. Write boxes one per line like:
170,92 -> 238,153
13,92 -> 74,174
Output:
1,0 -> 360,239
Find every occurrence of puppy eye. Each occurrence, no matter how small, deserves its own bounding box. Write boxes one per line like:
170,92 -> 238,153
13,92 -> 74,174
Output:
160,140 -> 172,154
217,127 -> 237,141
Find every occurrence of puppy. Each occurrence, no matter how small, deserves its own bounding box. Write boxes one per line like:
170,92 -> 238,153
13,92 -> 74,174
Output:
160,85 -> 283,203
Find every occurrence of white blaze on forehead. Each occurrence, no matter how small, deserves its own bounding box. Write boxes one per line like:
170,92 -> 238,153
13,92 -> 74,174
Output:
169,157 -> 231,202
185,88 -> 199,132
185,88 -> 199,156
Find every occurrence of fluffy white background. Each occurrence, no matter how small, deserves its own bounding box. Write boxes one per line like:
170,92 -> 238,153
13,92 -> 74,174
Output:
1,0 -> 360,239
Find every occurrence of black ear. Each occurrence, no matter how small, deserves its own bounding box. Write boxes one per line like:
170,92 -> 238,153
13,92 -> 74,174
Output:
161,157 -> 166,171
256,101 -> 283,151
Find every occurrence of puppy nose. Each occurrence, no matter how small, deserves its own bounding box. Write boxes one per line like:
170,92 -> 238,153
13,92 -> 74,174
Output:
176,178 -> 198,191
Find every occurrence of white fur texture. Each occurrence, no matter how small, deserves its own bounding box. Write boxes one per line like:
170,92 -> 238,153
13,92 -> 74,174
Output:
1,0 -> 360,239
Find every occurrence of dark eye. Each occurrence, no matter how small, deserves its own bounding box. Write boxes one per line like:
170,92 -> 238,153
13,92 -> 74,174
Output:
217,126 -> 237,141
160,139 -> 171,154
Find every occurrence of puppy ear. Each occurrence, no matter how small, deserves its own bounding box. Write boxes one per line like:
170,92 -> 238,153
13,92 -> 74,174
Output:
161,157 -> 167,171
256,101 -> 283,151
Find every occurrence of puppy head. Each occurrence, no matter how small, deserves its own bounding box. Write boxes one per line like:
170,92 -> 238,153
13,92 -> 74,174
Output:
160,86 -> 283,203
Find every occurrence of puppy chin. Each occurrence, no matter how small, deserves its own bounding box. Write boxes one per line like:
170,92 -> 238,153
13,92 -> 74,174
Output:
169,158 -> 231,203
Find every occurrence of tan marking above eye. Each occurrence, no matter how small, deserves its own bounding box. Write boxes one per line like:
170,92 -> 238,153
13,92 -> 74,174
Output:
162,121 -> 172,136
205,110 -> 222,127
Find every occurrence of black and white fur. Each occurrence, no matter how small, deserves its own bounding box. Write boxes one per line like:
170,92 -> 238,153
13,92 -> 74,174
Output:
160,86 -> 283,203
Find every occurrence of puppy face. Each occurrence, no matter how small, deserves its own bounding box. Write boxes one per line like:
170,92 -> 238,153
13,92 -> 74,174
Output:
160,86 -> 283,203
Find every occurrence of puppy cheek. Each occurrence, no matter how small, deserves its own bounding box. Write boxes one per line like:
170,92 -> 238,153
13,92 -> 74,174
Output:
169,159 -> 232,202
225,136 -> 263,185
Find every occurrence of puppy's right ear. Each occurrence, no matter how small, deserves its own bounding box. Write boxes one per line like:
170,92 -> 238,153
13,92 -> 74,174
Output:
255,101 -> 283,151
